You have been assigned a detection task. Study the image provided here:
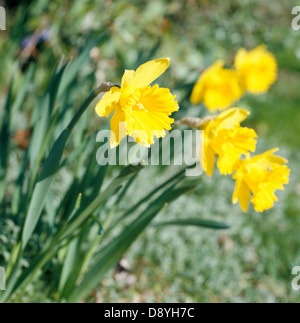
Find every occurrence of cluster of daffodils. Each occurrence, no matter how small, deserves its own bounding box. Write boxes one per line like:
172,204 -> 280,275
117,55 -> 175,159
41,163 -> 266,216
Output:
193,45 -> 289,212
190,45 -> 278,111
199,108 -> 290,212
95,48 -> 290,213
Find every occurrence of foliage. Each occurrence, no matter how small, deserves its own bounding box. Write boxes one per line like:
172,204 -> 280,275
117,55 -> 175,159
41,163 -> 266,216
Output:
0,0 -> 299,302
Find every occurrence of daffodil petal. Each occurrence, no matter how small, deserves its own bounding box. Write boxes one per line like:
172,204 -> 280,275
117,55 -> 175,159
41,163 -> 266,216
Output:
239,181 -> 251,212
251,148 -> 288,168
190,76 -> 205,104
232,148 -> 289,212
212,126 -> 257,175
132,58 -> 170,88
234,45 -> 277,94
110,108 -> 128,148
190,60 -> 243,111
216,108 -> 250,129
95,87 -> 121,118
204,144 -> 216,176
121,70 -> 135,88
232,180 -> 251,212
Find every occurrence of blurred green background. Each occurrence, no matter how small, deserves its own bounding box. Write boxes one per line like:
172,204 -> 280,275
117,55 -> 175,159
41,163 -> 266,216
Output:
1,0 -> 300,302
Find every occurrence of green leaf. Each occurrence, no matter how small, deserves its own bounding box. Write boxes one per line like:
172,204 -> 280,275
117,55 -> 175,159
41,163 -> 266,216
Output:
21,129 -> 69,248
0,73 -> 14,204
13,64 -> 35,114
58,33 -> 107,96
68,179 -> 185,302
29,60 -> 69,172
61,164 -> 144,241
119,168 -> 187,221
153,219 -> 230,230
21,83 -> 105,249
58,237 -> 81,296
11,149 -> 29,216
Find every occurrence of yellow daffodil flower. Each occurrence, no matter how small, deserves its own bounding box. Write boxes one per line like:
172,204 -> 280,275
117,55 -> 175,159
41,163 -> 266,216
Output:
234,45 -> 277,94
200,108 -> 257,176
190,60 -> 243,111
95,58 -> 179,148
232,149 -> 290,212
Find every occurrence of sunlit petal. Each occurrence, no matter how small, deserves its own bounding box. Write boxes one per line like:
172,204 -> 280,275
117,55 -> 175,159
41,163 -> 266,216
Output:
95,87 -> 121,118
133,58 -> 170,89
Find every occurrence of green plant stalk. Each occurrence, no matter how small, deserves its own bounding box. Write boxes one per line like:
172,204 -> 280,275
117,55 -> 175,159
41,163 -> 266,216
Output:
5,165 -> 142,301
0,75 -> 14,205
76,205 -> 118,274
58,205 -> 117,300
67,173 -> 199,302
68,179 -> 186,302
114,167 -> 187,224
153,218 -> 230,230
21,82 -> 116,250
10,222 -> 70,299
58,172 -> 140,299
98,168 -> 188,244
5,241 -> 21,279
27,109 -> 60,196
67,83 -> 116,135
3,83 -> 116,301
60,165 -> 143,241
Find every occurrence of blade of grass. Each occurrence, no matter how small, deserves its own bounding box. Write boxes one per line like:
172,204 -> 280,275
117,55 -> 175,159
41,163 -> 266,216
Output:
28,59 -> 69,172
21,83 -> 112,249
4,165 -> 141,301
11,149 -> 29,216
60,173 -> 139,299
153,218 -> 230,230
118,167 -> 187,221
12,64 -> 35,114
68,177 -> 193,302
60,164 -> 144,241
58,33 -> 108,97
0,72 -> 15,205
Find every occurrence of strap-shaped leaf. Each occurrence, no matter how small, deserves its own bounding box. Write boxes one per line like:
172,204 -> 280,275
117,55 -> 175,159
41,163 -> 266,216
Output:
153,218 -> 230,230
0,72 -> 14,205
21,85 -> 105,249
68,178 -> 194,302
